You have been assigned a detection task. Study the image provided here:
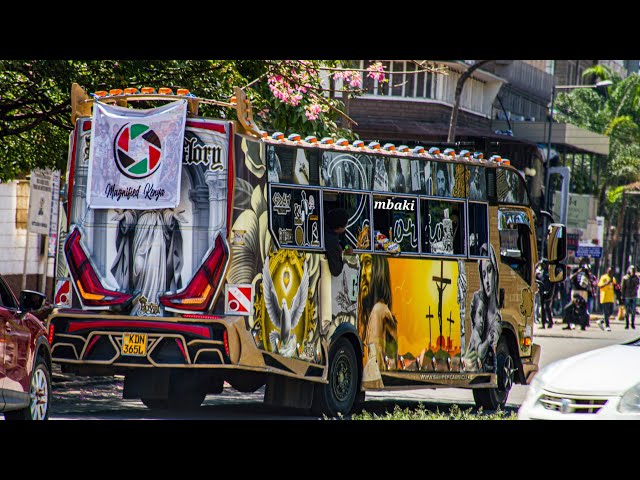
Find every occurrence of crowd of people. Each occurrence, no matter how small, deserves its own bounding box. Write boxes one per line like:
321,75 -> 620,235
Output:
535,259 -> 640,332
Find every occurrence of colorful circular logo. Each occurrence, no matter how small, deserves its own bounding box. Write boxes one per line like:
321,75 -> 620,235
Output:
114,123 -> 162,179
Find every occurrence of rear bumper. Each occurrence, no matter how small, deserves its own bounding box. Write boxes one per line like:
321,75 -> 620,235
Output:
47,310 -> 326,382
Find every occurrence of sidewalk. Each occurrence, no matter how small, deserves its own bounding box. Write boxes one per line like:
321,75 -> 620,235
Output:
534,311 -> 638,336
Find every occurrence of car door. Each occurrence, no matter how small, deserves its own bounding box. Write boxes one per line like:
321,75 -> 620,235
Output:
0,301 -> 6,411
0,277 -> 30,398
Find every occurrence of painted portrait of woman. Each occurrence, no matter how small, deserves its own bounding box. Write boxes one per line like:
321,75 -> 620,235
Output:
464,243 -> 502,372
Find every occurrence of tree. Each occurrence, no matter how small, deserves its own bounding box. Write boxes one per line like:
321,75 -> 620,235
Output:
554,65 -> 640,270
447,60 -> 492,143
0,60 -> 393,182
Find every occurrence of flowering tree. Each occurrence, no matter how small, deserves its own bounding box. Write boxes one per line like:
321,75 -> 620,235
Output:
243,60 -> 388,139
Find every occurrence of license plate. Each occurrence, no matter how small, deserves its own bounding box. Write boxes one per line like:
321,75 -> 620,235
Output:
121,333 -> 148,356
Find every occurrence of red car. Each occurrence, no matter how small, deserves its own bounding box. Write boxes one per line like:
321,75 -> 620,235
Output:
0,274 -> 52,420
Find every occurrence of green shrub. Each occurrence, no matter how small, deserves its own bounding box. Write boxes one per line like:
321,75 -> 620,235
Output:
350,404 -> 517,420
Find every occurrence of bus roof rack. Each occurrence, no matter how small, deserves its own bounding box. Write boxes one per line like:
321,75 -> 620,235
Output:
70,83 -> 262,138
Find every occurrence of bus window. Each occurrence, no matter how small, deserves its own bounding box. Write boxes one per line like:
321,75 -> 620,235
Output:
268,184 -> 322,249
267,145 -> 320,186
468,202 -> 489,257
420,199 -> 466,256
497,168 -> 528,204
323,190 -> 372,250
498,209 -> 533,283
372,194 -> 418,254
320,151 -> 373,190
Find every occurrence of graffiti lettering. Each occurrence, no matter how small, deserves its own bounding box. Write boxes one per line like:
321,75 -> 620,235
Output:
393,217 -> 418,248
183,136 -> 224,172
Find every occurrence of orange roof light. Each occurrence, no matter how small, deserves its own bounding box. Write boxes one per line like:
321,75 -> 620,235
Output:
140,87 -> 155,94
158,87 -> 173,95
459,150 -> 471,158
272,132 -> 285,141
368,141 -> 381,150
383,143 -> 396,152
304,135 -> 318,144
260,131 -> 269,139
320,137 -> 334,145
123,87 -> 138,95
412,146 -> 425,154
443,148 -> 456,157
176,88 -> 190,96
288,133 -> 301,142
428,147 -> 441,155
93,91 -> 108,98
336,138 -> 349,146
109,89 -> 123,96
353,140 -> 365,148
501,158 -> 511,166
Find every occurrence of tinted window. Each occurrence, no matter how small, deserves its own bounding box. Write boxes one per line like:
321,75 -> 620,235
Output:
420,199 -> 466,256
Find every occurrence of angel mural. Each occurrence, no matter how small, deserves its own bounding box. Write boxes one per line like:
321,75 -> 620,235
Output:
110,208 -> 187,315
261,255 -> 310,357
228,137 -> 322,362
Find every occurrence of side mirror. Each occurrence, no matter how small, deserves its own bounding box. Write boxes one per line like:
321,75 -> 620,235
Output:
19,290 -> 46,312
546,223 -> 567,263
549,264 -> 566,283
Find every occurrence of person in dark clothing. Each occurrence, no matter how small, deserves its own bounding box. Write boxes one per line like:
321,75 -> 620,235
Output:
535,260 -> 555,329
324,208 -> 353,276
621,265 -> 640,329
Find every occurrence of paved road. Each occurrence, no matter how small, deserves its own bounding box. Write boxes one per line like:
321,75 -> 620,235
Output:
43,315 -> 640,420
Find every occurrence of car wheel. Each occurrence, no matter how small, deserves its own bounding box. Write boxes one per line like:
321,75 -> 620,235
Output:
472,337 -> 515,410
311,337 -> 359,417
4,357 -> 51,421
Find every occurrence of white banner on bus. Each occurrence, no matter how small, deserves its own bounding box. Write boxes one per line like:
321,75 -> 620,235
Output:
86,99 -> 187,209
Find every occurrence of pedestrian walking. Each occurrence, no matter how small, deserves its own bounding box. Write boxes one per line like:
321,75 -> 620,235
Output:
563,261 -> 591,330
597,267 -> 616,331
535,260 -> 555,329
621,266 -> 640,329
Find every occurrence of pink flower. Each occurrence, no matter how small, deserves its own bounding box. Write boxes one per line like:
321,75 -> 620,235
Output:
305,103 -> 322,121
367,62 -> 386,83
349,72 -> 362,88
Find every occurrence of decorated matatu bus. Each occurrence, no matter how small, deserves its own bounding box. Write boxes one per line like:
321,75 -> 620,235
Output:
47,83 -> 567,415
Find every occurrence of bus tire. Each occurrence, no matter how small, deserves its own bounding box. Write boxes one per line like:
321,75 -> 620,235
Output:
472,336 -> 515,410
311,337 -> 359,417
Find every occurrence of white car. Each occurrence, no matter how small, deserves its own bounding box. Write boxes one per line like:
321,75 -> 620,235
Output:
518,338 -> 640,420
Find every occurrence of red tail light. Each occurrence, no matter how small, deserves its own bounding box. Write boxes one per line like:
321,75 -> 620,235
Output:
159,234 -> 229,313
48,323 -> 54,345
223,329 -> 229,357
64,227 -> 134,309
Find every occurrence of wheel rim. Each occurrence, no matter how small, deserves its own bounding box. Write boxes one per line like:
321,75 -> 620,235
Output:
498,354 -> 515,393
331,351 -> 353,402
29,367 -> 49,420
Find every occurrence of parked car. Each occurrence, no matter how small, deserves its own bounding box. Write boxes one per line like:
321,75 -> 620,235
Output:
518,337 -> 640,419
0,274 -> 52,420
